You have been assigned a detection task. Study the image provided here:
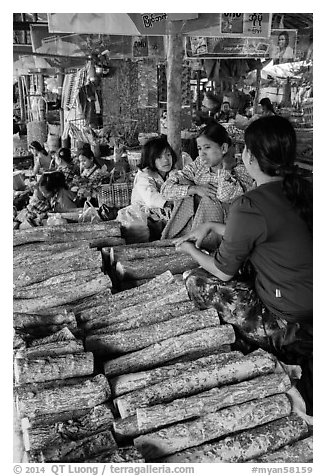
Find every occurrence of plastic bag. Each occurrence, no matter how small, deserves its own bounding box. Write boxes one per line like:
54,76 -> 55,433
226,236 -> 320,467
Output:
47,213 -> 68,226
78,201 -> 102,223
117,204 -> 149,243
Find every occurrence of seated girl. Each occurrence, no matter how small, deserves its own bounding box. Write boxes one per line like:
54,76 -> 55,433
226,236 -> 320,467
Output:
161,120 -> 253,248
175,115 -> 313,415
29,141 -> 52,176
73,144 -> 108,206
26,171 -> 77,225
120,136 -> 177,241
54,147 -> 79,185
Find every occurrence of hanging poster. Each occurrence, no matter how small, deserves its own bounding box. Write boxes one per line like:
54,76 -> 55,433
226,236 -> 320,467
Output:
132,36 -> 165,58
185,36 -> 270,59
266,29 -> 297,64
219,13 -> 272,37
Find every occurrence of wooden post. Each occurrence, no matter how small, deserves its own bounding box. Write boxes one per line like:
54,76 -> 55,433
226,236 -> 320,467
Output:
18,76 -> 26,122
253,64 -> 262,114
57,70 -> 65,136
166,23 -> 183,169
196,70 -> 201,111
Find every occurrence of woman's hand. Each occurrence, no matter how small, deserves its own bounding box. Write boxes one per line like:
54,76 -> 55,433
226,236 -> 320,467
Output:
175,240 -> 196,254
188,184 -> 218,199
173,223 -> 212,249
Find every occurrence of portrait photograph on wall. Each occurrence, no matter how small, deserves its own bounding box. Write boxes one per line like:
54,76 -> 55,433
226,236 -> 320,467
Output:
267,29 -> 297,64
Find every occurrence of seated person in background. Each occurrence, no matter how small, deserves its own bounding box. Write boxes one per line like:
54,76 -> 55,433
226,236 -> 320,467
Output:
73,144 -> 108,206
126,136 -> 177,240
216,101 -> 235,123
259,97 -> 277,117
174,115 -> 312,415
194,91 -> 222,126
26,171 -> 77,225
29,141 -> 52,176
161,121 -> 253,248
55,147 -> 79,185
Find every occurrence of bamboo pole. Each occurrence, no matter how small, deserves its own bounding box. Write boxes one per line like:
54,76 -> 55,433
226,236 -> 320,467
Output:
253,64 -> 262,114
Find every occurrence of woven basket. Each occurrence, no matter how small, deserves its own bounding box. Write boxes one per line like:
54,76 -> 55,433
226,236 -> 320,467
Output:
98,183 -> 133,209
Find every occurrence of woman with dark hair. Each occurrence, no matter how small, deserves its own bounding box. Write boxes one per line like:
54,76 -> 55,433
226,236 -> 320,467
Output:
259,97 -> 276,116
161,120 -> 253,246
55,147 -> 79,184
174,116 -> 313,414
29,141 -> 52,176
74,144 -> 107,206
271,31 -> 294,64
127,136 -> 177,239
26,171 -> 77,224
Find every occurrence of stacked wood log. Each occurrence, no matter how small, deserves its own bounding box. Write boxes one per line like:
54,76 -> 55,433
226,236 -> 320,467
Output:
102,239 -> 198,288
14,327 -> 117,463
13,221 -> 124,246
13,235 -> 113,316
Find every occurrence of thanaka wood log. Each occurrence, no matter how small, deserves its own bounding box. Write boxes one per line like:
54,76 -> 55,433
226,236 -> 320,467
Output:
86,309 -> 220,356
14,352 -> 94,385
13,242 -> 91,267
41,429 -> 118,463
136,373 -> 292,434
14,253 -> 102,288
14,269 -> 104,299
160,414 -> 309,463
23,403 -> 114,451
16,374 -> 111,419
13,221 -> 122,246
249,435 -> 313,463
115,254 -> 198,281
79,270 -> 175,324
87,446 -> 145,463
113,349 -> 276,418
108,245 -> 177,265
13,311 -> 77,332
21,340 -> 84,359
13,275 -> 112,313
90,300 -> 197,335
110,351 -> 242,398
83,282 -> 189,331
14,240 -> 90,255
134,394 -> 292,459
104,325 -> 235,380
66,289 -> 113,316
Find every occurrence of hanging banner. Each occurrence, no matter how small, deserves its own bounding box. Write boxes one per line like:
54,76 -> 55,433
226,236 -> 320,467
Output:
48,13 -> 198,35
185,36 -> 271,59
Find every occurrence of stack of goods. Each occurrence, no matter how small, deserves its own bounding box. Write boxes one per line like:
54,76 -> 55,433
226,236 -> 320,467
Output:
103,239 -> 198,288
294,127 -> 313,169
14,327 -> 121,463
13,239 -> 113,315
81,271 -> 312,463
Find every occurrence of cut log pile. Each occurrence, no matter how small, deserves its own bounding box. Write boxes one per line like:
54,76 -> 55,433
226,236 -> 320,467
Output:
13,221 -> 313,464
102,239 -> 198,289
13,222 -> 118,317
14,327 -> 117,463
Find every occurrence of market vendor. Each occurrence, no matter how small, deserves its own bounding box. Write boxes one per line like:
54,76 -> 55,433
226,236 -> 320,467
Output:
216,101 -> 235,123
54,147 -> 80,185
174,115 -> 313,414
73,144 -> 108,206
160,120 -> 253,249
25,171 -> 77,225
194,91 -> 222,126
29,141 -> 52,176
